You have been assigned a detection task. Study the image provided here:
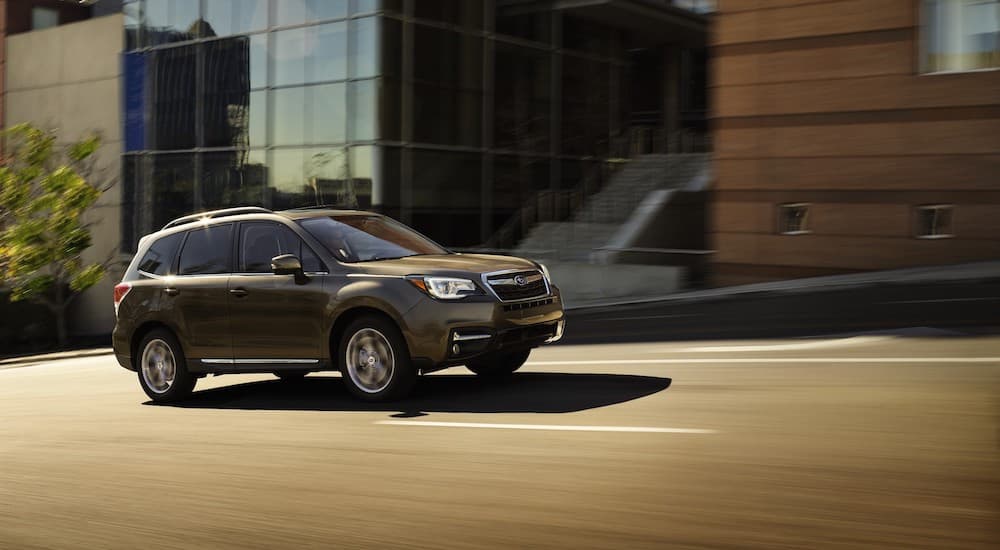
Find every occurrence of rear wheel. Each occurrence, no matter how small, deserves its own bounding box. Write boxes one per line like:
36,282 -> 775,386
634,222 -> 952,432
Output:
466,349 -> 531,378
273,370 -> 310,381
338,315 -> 416,402
137,329 -> 196,403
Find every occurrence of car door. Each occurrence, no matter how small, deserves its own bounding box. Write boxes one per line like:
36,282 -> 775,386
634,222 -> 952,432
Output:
228,221 -> 329,365
158,223 -> 234,363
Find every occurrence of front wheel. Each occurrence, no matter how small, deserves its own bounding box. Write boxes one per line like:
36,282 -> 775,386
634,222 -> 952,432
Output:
137,329 -> 196,403
338,315 -> 416,402
466,349 -> 531,378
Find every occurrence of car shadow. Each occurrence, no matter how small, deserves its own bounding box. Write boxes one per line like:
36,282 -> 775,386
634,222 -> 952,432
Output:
148,372 -> 672,415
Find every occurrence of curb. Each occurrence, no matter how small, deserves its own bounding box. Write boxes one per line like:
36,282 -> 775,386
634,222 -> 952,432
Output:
0,348 -> 114,369
565,270 -> 1000,311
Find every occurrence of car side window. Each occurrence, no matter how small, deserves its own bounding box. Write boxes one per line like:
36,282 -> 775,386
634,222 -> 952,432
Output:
177,224 -> 234,275
240,223 -> 325,274
138,232 -> 183,276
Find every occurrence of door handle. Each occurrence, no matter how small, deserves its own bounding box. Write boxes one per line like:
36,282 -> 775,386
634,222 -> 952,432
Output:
163,288 -> 180,296
229,288 -> 249,298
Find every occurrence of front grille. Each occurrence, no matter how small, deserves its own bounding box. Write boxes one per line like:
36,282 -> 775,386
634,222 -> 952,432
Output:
503,298 -> 554,312
486,270 -> 548,301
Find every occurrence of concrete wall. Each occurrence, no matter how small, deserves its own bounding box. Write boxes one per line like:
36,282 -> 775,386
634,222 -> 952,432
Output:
5,14 -> 123,336
711,0 -> 1000,285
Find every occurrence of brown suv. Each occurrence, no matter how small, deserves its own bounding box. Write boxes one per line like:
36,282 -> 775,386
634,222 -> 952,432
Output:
112,207 -> 564,402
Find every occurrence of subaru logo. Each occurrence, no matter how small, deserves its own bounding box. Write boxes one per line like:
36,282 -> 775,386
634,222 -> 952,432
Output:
514,275 -> 527,286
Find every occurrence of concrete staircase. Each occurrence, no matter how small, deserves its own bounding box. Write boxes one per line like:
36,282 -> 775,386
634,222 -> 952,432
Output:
515,153 -> 709,262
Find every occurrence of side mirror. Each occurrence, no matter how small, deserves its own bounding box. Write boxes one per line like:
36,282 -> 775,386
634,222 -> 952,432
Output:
271,254 -> 306,284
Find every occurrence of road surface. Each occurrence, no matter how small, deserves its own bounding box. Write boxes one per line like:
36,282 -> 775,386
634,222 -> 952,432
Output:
2,334 -> 999,549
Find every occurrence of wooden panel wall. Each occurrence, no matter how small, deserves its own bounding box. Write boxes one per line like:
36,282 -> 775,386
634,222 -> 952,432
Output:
711,0 -> 1000,285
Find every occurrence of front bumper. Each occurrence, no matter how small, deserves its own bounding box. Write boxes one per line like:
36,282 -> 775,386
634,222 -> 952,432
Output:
403,285 -> 565,369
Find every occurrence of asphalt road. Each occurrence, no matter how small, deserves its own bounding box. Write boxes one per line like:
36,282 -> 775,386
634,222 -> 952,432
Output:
2,332 -> 999,549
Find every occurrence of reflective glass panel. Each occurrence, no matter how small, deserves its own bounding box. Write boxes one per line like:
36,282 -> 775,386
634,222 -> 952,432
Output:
201,150 -> 269,209
494,41 -> 551,152
273,23 -> 348,86
249,34 -> 268,89
144,154 -> 195,232
495,10 -> 551,44
272,83 -> 347,145
352,0 -> 379,14
414,0 -> 483,29
150,45 -> 197,150
203,39 -> 254,148
142,0 -> 200,46
379,17 -> 402,78
348,146 -> 377,209
922,0 -> 1000,72
563,15 -> 612,56
562,55 -> 610,156
269,148 -> 350,209
274,0 -> 349,26
409,149 -> 482,246
121,155 -> 138,251
203,0 -> 268,37
349,80 -> 377,141
125,1 -> 141,50
351,17 -> 379,78
412,26 -> 483,146
248,91 -> 267,148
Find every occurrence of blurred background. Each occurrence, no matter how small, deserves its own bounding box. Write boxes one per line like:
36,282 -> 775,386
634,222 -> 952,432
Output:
1,2 -> 999,549
3,0 -> 998,351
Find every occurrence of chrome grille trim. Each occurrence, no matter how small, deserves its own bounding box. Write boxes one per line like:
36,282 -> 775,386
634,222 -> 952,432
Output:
481,268 -> 550,303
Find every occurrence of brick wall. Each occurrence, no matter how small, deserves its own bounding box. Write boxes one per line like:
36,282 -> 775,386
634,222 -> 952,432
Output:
711,0 -> 1000,284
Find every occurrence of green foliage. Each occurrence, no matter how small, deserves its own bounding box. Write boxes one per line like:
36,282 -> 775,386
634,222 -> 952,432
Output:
0,123 -> 106,312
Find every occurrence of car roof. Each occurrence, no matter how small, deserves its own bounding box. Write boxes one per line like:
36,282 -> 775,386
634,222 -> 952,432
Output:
276,208 -> 377,221
144,208 -> 381,246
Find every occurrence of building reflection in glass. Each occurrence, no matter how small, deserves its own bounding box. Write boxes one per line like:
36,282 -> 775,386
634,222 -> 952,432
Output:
121,0 -> 708,250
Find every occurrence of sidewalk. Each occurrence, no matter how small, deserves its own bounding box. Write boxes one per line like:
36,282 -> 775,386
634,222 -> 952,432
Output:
567,260 -> 1000,310
0,347 -> 113,369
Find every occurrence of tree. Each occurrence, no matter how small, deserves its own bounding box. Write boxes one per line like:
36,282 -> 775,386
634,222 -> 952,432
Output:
0,124 -> 108,348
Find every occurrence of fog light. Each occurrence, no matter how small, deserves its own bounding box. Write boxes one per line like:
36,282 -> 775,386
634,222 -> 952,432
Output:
452,344 -> 461,355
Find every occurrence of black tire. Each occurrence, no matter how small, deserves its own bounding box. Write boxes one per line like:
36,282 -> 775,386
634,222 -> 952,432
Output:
273,370 -> 310,381
136,328 -> 196,403
338,315 -> 416,402
466,349 -> 531,377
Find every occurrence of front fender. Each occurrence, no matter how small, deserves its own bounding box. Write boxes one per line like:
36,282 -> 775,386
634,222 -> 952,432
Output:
324,277 -> 424,360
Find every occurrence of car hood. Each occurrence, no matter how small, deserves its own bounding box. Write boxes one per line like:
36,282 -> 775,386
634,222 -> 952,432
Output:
346,253 -> 540,278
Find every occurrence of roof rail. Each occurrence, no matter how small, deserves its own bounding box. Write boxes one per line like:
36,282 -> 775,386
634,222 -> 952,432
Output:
285,204 -> 349,211
162,207 -> 273,230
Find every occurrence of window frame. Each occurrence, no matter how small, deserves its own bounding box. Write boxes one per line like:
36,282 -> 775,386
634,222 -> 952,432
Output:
914,204 -> 956,239
176,223 -> 236,276
136,231 -> 185,278
235,221 -> 329,275
31,6 -> 60,30
919,0 -> 1000,75
776,203 -> 812,236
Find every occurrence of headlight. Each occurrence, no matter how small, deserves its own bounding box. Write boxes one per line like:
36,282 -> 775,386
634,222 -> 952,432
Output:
538,263 -> 553,285
408,276 -> 479,300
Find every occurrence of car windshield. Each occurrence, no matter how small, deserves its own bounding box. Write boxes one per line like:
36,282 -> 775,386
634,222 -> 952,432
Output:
297,215 -> 449,263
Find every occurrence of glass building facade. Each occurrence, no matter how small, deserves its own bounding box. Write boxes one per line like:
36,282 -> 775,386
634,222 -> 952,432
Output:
121,0 -> 707,250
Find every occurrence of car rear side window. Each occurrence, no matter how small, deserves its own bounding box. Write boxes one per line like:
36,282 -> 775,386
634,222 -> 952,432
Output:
178,224 -> 234,275
240,222 -> 324,273
137,232 -> 183,276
